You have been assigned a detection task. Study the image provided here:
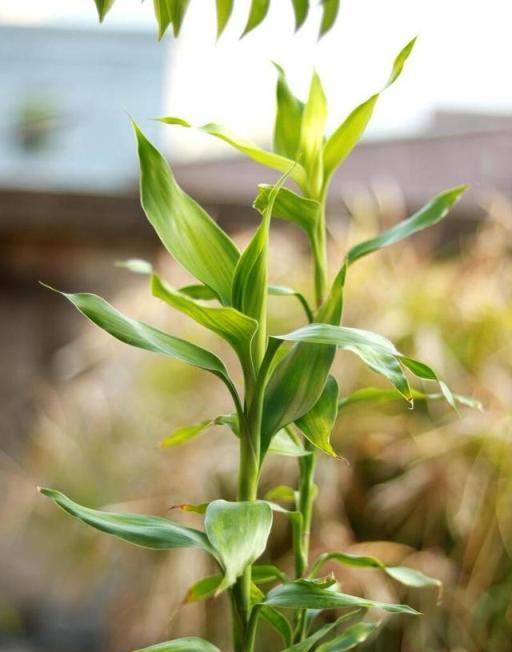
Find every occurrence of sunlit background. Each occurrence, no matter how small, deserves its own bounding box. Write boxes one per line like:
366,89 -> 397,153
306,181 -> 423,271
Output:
1,1 -> 511,651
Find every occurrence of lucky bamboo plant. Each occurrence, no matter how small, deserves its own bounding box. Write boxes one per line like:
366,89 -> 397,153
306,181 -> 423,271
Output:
39,37 -> 479,652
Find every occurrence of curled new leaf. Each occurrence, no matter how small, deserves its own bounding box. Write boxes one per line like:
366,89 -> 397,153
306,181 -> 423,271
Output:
133,120 -> 239,306
39,488 -> 214,553
133,638 -> 221,652
204,500 -> 273,592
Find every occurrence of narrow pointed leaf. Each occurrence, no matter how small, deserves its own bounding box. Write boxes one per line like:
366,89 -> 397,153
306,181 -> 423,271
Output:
133,638 -> 221,652
133,121 -> 239,305
254,184 -> 320,239
94,0 -> 115,22
40,488 -> 214,553
296,375 -> 339,456
347,186 -> 468,265
178,284 -> 219,301
263,580 -> 418,614
338,386 -> 482,411
316,623 -> 378,652
261,607 -> 293,646
152,273 -> 257,373
242,0 -> 271,37
319,0 -> 340,37
170,0 -> 190,37
252,564 -> 289,584
385,566 -> 441,588
216,0 -> 234,38
153,0 -> 174,40
158,117 -> 308,190
300,72 -> 328,196
399,356 -> 455,408
205,500 -> 273,592
269,284 -> 314,323
160,414 -> 237,448
185,574 -> 222,603
281,611 -> 362,652
323,37 -> 416,180
273,63 -> 305,159
291,0 -> 309,31
268,429 -> 309,457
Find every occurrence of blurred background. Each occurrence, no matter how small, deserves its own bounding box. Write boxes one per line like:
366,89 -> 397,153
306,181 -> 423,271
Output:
0,1 -> 511,651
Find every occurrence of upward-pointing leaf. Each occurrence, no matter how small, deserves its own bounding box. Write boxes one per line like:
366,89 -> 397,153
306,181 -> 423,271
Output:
216,0 -> 234,38
273,63 -> 305,159
133,637 -> 221,652
158,117 -> 308,190
94,0 -> 115,22
300,72 -> 328,197
347,186 -> 468,265
323,37 -> 417,183
39,488 -> 214,554
132,120 -> 239,306
242,0 -> 271,37
296,375 -> 340,457
152,273 -> 257,376
46,288 -> 239,403
204,500 -> 273,592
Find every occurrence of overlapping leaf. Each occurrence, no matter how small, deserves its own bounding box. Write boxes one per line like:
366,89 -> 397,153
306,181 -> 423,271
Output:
254,184 -> 319,240
160,414 -> 236,448
133,638 -> 221,652
296,375 -> 339,456
316,623 -> 378,652
280,611 -> 361,652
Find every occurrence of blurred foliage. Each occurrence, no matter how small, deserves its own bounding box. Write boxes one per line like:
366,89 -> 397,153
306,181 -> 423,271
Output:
2,186 -> 511,651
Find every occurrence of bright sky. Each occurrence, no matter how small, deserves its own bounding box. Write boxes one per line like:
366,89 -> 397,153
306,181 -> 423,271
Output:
1,0 -> 510,161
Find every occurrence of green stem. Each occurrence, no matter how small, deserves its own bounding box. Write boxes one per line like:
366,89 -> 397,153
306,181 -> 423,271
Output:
311,201 -> 328,308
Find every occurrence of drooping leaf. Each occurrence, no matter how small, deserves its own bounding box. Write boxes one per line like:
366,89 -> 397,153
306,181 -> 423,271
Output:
347,186 -> 468,265
273,63 -> 305,159
291,0 -> 309,31
296,375 -> 340,456
204,500 -> 273,592
254,184 -> 320,240
45,288 -> 239,403
300,72 -> 328,197
315,623 -> 378,652
399,356 -> 456,409
268,285 -> 314,323
323,37 -> 416,182
94,0 -> 115,22
261,606 -> 293,646
242,0 -> 271,37
280,611 -> 362,652
153,0 -> 174,40
160,414 -> 237,448
158,117 -> 308,190
184,574 -> 222,603
263,580 -> 418,614
132,120 -> 239,305
116,258 -> 153,275
319,0 -> 340,37
39,488 -> 214,553
133,638 -> 221,652
152,273 -> 257,374
385,566 -> 441,588
338,386 -> 482,411
216,0 -> 234,38
170,0 -> 190,36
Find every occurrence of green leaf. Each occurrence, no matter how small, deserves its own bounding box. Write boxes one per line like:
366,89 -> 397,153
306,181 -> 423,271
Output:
184,574 -> 222,603
273,63 -> 304,159
385,566 -> 441,588
39,488 -> 214,554
116,258 -> 153,275
268,285 -> 314,323
347,186 -> 468,265
296,375 -> 340,457
242,0 -> 271,37
291,0 -> 309,31
315,623 -> 378,652
261,607 -> 293,646
170,0 -> 190,37
152,273 -> 257,375
319,0 -> 340,37
268,429 -> 309,457
178,284 -> 219,301
300,72 -> 328,197
153,0 -> 174,40
158,117 -> 308,190
94,0 -> 115,22
264,485 -> 296,503
160,414 -> 236,448
132,120 -> 239,306
399,356 -> 456,409
261,268 -> 345,458
133,638 -> 221,652
323,37 -> 416,182
232,172 -> 288,367
204,500 -> 273,592
252,564 -> 289,584
263,580 -> 418,615
280,611 -> 361,652
216,0 -> 234,38
275,323 -> 412,400
254,184 -> 320,240
46,288 -> 238,401
338,386 -> 482,411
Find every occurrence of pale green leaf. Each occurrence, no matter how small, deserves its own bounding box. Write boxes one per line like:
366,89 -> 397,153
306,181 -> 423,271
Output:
205,500 -> 273,592
158,117 -> 308,190
133,638 -> 221,652
178,284 -> 219,301
242,0 -> 271,37
216,0 -> 234,38
296,375 -> 340,456
273,63 -> 304,159
264,485 -> 296,503
132,120 -> 239,305
184,574 -> 222,603
300,72 -> 328,197
269,285 -> 314,323
280,611 -> 361,652
338,386 -> 482,411
40,488 -> 214,553
315,623 -> 378,652
252,564 -> 289,584
268,429 -> 309,457
116,258 -> 153,275
385,566 -> 441,588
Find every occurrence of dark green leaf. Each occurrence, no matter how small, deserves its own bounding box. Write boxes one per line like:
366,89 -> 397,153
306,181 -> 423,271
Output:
242,0 -> 271,37
40,488 -> 214,553
94,0 -> 114,22
133,638 -> 221,652
319,0 -> 340,37
205,500 -> 273,591
347,186 -> 468,265
273,63 -> 304,159
133,120 -> 239,306
216,0 -> 234,38
291,0 -> 309,31
296,375 -> 339,456
263,580 -> 418,614
315,623 -> 378,651
158,117 -> 308,190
